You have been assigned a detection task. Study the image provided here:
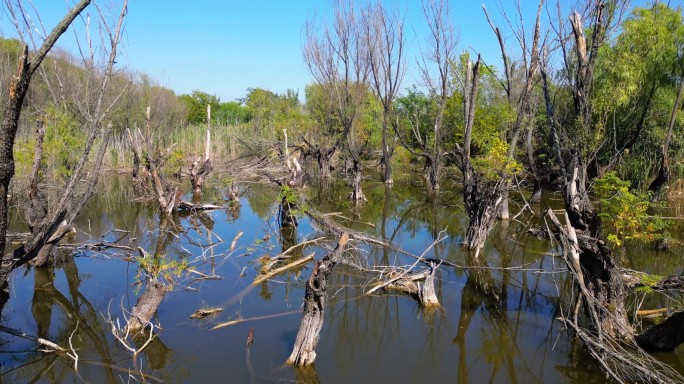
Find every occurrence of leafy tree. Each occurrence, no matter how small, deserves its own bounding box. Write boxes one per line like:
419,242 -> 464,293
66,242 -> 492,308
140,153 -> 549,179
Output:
214,101 -> 250,125
179,90 -> 221,125
593,172 -> 669,247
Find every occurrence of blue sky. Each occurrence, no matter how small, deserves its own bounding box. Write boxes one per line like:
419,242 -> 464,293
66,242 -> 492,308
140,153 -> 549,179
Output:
0,0 -> 668,102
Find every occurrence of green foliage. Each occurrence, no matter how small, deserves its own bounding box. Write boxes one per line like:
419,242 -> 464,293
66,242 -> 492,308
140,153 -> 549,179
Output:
214,101 -> 250,124
390,145 -> 416,174
163,149 -> 186,173
592,4 -> 684,184
179,90 -> 221,125
135,253 -> 188,289
278,185 -> 307,217
43,107 -> 86,179
13,139 -> 35,179
471,138 -> 522,181
593,172 -> 670,247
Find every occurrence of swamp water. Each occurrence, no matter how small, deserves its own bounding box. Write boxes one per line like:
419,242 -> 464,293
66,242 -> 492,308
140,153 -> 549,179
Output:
1,175 -> 683,383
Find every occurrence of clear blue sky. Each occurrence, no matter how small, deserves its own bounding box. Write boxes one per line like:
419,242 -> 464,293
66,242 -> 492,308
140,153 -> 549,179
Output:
0,0 -> 668,103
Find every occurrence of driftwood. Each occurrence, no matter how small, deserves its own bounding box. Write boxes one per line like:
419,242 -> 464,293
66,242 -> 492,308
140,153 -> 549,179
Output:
287,233 -> 349,366
177,200 -> 222,211
254,253 -> 314,285
368,264 -> 440,308
259,237 -> 325,273
190,307 -> 223,319
0,324 -> 68,353
126,247 -> 172,331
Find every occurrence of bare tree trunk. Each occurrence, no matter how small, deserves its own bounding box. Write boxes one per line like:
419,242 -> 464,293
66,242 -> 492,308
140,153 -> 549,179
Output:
350,158 -> 366,202
127,278 -> 171,331
649,68 -> 684,196
287,233 -> 349,366
425,156 -> 439,191
189,129 -> 213,194
317,146 -> 335,179
381,111 -> 393,185
0,0 -> 91,286
526,123 -> 543,204
127,128 -> 142,179
461,56 -> 504,256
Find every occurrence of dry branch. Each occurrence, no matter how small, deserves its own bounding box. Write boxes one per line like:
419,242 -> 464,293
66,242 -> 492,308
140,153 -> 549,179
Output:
253,253 -> 314,285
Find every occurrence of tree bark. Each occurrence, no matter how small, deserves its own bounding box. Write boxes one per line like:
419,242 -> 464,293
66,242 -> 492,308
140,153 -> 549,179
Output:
287,233 -> 349,366
350,158 -> 366,202
127,278 -> 171,332
649,68 -> 684,196
189,130 -> 213,194
0,0 -> 91,287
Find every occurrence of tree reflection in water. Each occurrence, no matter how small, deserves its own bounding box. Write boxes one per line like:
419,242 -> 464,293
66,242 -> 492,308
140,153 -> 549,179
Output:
2,176 -> 682,382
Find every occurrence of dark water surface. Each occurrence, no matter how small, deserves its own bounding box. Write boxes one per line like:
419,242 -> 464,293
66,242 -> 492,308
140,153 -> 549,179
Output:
1,175 -> 683,383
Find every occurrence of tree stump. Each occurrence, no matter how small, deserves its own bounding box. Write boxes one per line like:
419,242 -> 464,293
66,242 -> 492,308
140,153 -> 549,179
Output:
287,233 -> 348,366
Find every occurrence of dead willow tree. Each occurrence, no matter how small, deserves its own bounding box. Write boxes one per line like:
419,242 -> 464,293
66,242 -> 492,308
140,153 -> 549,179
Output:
648,65 -> 684,196
128,106 -> 181,214
189,105 -> 213,195
394,0 -> 457,191
457,55 -> 505,257
128,106 -> 220,213
540,1 -> 684,382
287,233 -> 349,367
483,0 -> 544,211
303,0 -> 369,202
0,0 -> 129,282
362,0 -> 406,185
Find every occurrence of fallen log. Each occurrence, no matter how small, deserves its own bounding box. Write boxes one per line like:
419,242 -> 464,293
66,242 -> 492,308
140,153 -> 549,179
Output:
636,311 -> 684,352
177,201 -> 222,211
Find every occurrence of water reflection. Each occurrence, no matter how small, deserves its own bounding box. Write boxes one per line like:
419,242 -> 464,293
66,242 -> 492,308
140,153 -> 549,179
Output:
1,175 -> 682,383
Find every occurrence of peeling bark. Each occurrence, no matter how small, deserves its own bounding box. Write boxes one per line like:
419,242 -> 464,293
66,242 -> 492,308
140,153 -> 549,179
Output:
287,233 -> 349,366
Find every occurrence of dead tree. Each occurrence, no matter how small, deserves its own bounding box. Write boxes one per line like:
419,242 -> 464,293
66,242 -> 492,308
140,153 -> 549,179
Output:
482,0 -> 544,214
302,136 -> 336,179
189,129 -> 213,195
303,0 -> 370,202
189,105 -> 213,194
393,0 -> 457,191
2,0 -> 128,274
362,0 -> 406,184
539,2 -> 684,382
127,127 -> 144,180
648,67 -> 684,197
0,0 -> 91,285
287,233 -> 349,366
139,106 -> 182,214
458,55 -> 506,257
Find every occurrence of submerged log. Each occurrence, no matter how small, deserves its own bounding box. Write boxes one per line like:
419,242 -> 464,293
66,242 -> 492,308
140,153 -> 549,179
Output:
254,253 -> 314,285
127,278 -> 171,332
636,311 -> 684,352
287,233 -> 349,366
190,307 -> 223,319
372,264 -> 441,308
